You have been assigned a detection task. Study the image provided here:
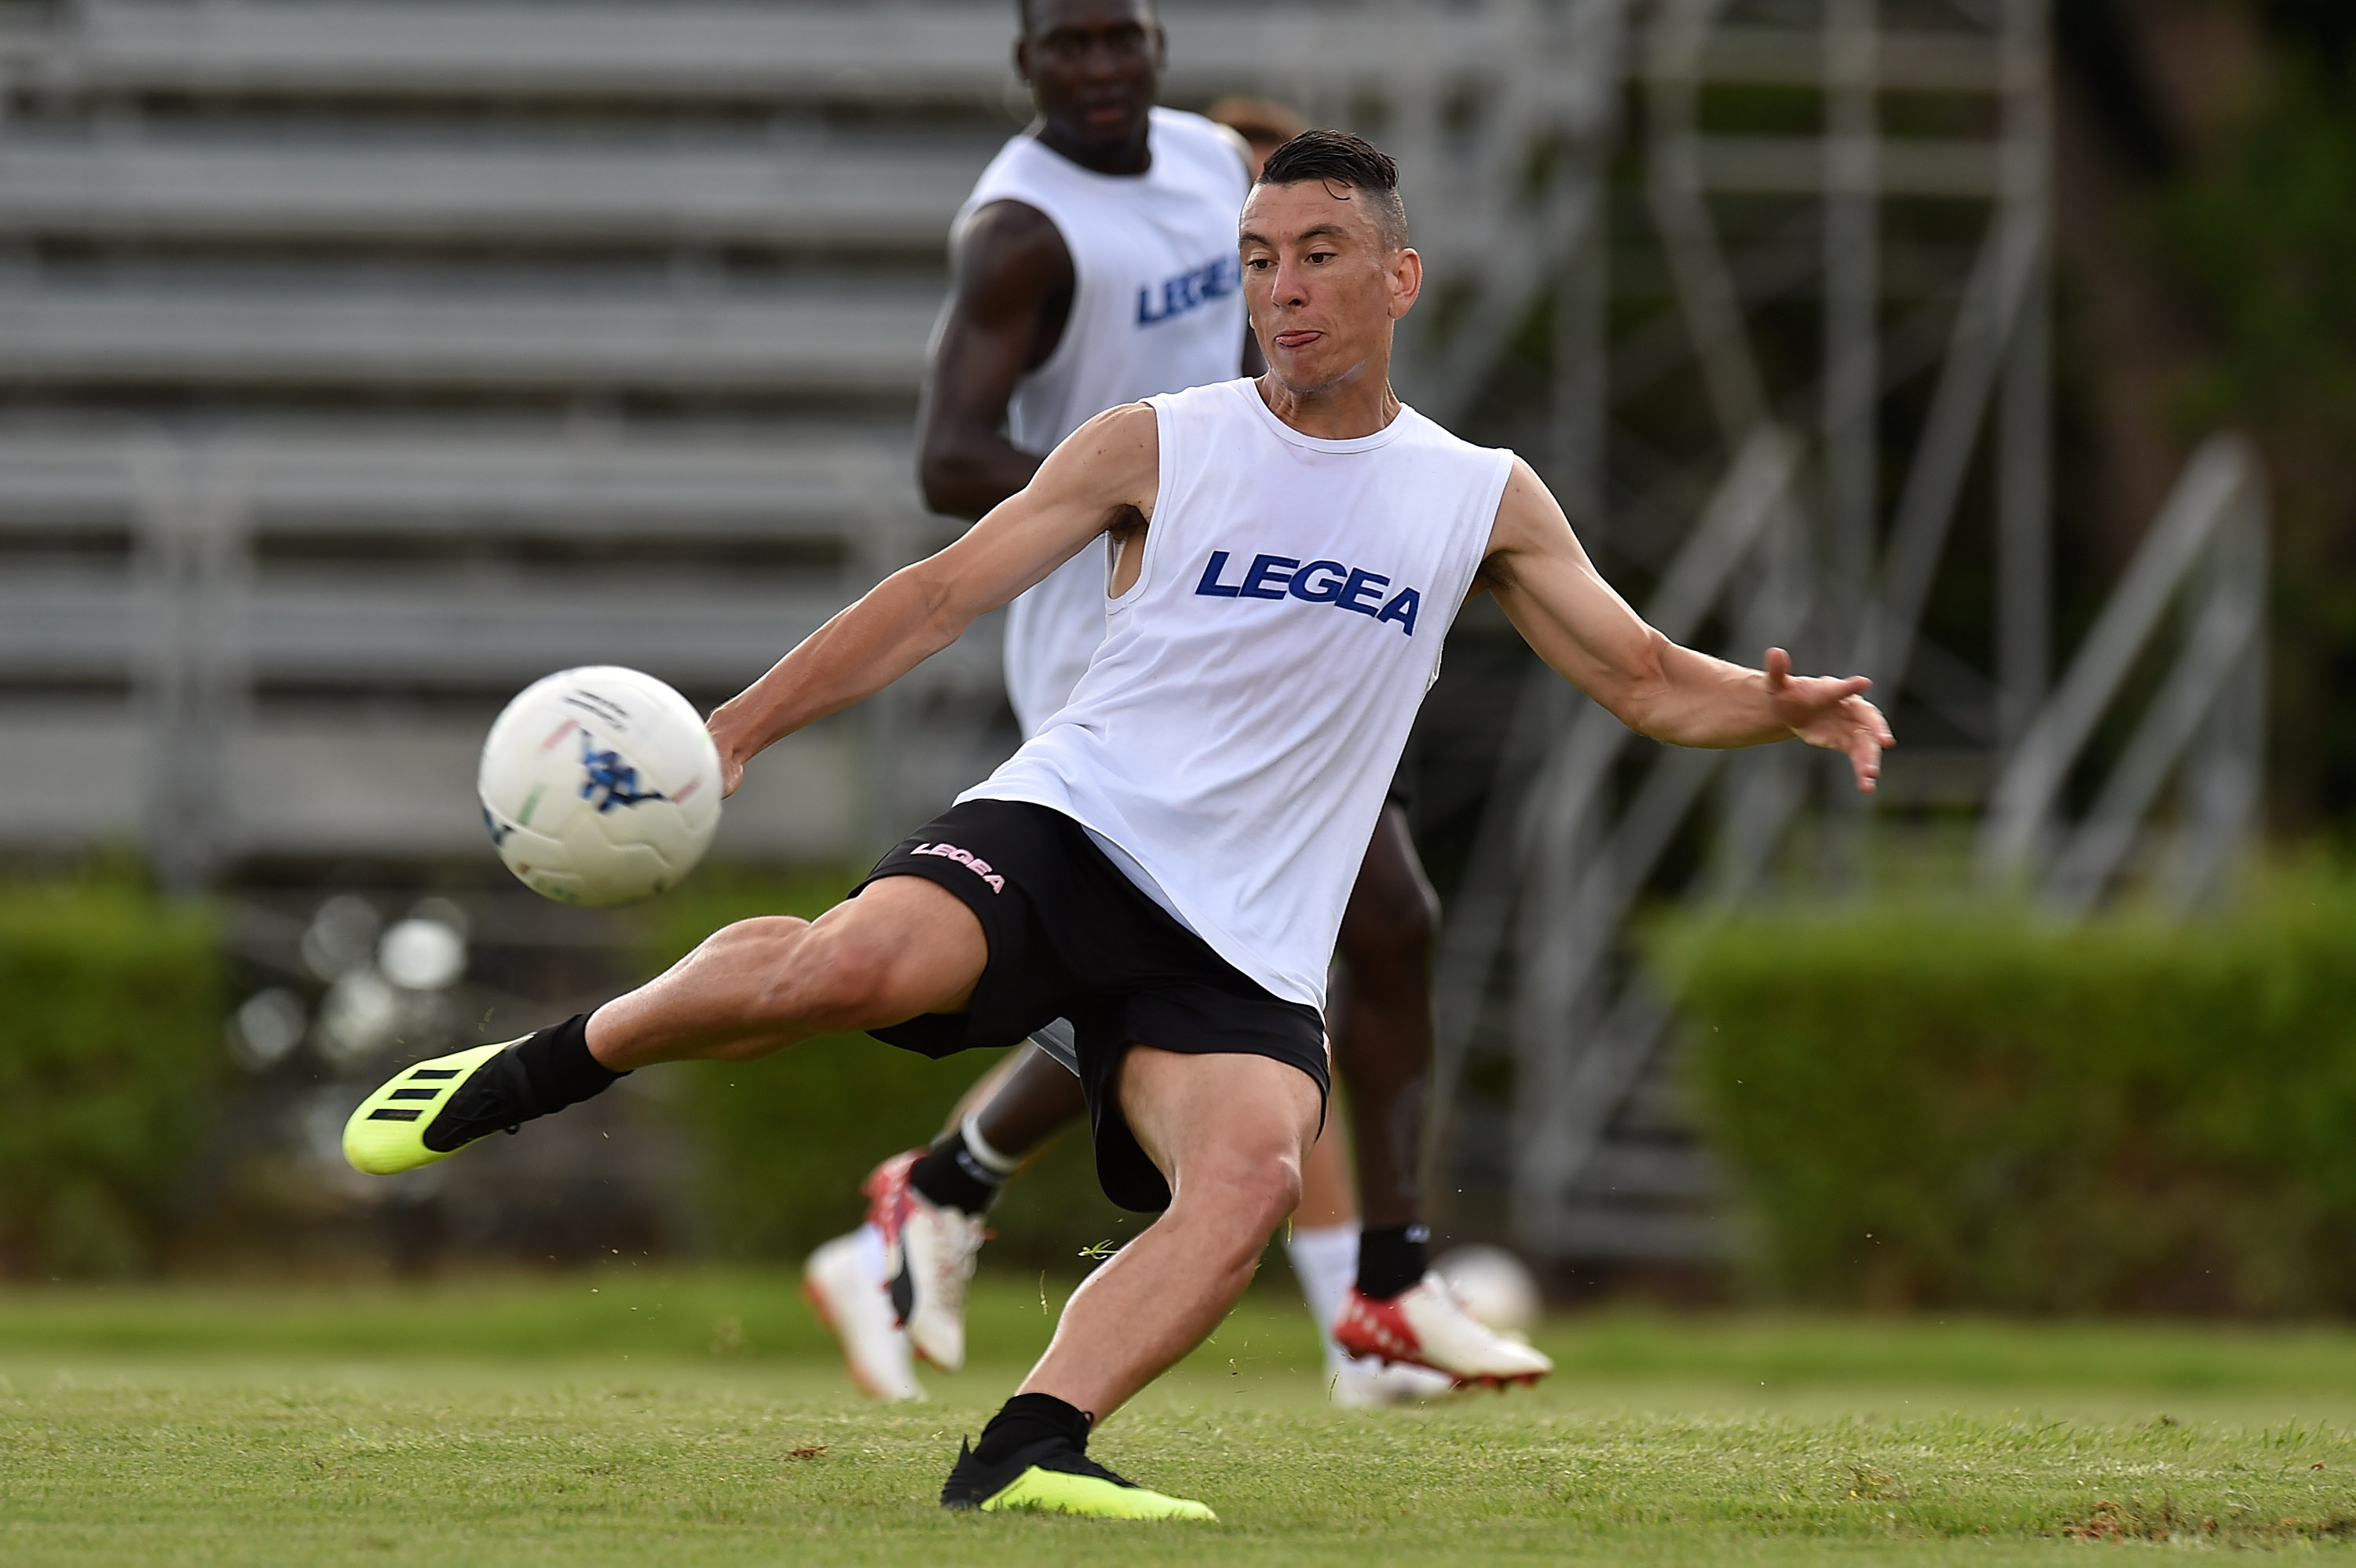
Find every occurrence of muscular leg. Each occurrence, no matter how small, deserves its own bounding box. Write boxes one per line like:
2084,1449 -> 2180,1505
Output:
942,1044 -> 1037,1132
897,1039 -> 1085,1213
960,1042 -> 1088,1159
807,1006 -> 1086,1398
1319,810 -> 1553,1387
1293,1107 -> 1356,1228
1285,1109 -> 1373,1383
586,875 -> 986,1069
1017,1047 -> 1320,1419
1328,802 -> 1439,1231
788,891 -> 1057,1398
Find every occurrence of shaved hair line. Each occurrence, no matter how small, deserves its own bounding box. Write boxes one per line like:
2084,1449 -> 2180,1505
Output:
1253,129 -> 1410,251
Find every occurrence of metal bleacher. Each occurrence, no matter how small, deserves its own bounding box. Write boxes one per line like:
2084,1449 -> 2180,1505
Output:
0,0 -> 1616,884
0,3 -> 1025,880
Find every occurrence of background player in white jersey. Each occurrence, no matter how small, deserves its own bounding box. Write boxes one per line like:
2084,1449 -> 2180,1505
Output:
803,0 -> 1503,1406
346,129 -> 1891,1520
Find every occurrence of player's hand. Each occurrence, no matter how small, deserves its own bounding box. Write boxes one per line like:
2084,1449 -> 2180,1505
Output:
706,714 -> 749,799
1763,646 -> 1893,793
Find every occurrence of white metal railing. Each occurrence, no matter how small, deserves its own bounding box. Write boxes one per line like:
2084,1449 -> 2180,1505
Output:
0,0 -> 1627,885
1435,0 -> 2070,1266
1979,434 -> 2269,915
0,133 -> 993,245
0,283 -> 938,393
1427,428 -> 1805,1259
0,429 -> 973,880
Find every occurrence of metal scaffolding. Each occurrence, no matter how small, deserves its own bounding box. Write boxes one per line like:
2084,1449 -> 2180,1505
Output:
0,0 -> 1626,882
1428,0 -> 2259,1268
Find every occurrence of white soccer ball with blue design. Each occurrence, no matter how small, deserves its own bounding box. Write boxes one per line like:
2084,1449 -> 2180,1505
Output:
477,666 -> 723,907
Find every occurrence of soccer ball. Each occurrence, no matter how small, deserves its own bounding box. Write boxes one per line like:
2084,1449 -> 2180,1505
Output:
477,666 -> 723,907
1432,1245 -> 1542,1336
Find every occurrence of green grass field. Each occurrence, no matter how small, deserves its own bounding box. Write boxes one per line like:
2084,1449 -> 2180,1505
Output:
8,1268 -> 2356,1563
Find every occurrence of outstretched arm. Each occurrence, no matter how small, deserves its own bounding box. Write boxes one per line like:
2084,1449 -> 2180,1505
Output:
916,200 -> 1073,519
1476,457 -> 1893,791
708,403 -> 1159,793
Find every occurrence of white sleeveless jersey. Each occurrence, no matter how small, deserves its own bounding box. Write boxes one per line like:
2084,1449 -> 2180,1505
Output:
963,380 -> 1515,1011
949,108 -> 1249,736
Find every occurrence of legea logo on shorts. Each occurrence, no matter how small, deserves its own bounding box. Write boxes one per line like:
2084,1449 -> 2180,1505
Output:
913,841 -> 1004,893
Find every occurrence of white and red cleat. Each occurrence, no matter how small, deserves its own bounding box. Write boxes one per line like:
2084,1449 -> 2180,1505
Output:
1333,1271 -> 1554,1389
1328,1356 -> 1456,1407
863,1148 -> 987,1372
802,1226 -> 924,1402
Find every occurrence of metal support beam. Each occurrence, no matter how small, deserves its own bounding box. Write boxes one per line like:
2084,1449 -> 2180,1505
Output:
1996,0 -> 2054,748
1979,435 -> 2267,911
132,442 -> 250,892
1822,0 -> 1879,663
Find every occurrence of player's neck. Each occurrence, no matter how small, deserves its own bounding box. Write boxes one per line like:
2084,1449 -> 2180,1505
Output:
1254,370 -> 1403,441
1032,117 -> 1154,177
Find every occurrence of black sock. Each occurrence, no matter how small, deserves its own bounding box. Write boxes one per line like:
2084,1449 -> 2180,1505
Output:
971,1392 -> 1092,1466
909,1128 -> 1005,1217
511,1013 -> 626,1117
1356,1223 -> 1429,1300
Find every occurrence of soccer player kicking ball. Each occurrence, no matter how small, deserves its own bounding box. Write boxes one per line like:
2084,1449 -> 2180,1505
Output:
346,130 -> 1890,1521
805,0 -> 1516,1406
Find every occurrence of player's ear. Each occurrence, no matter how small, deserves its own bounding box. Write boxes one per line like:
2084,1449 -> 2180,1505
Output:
1388,247 -> 1423,321
1012,35 -> 1033,86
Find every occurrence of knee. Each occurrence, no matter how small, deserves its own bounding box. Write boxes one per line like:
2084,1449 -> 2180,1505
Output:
1174,1142 -> 1303,1255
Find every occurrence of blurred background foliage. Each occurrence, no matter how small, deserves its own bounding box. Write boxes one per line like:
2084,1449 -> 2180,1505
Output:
0,868 -> 1133,1284
642,872 -> 1132,1270
2067,0 -> 2356,825
30,854 -> 2356,1321
0,869 -> 223,1278
2164,35 -> 2356,830
1665,862 -> 2356,1316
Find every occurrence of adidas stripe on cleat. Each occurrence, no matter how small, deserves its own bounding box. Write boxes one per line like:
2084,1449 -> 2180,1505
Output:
342,1040 -> 525,1175
941,1435 -> 1215,1522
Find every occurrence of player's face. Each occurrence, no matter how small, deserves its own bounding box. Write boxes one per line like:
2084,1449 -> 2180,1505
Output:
1016,0 -> 1164,152
1238,180 -> 1422,397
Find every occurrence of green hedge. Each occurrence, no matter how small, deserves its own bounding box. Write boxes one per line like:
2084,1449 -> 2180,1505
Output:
0,877 -> 223,1277
646,872 -> 1129,1268
1657,871 -> 2356,1315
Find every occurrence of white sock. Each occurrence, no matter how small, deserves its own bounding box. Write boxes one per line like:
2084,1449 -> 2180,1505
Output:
853,1219 -> 889,1285
1285,1222 -> 1360,1371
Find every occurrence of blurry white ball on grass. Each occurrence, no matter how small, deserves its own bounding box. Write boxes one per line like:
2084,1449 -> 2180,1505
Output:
477,666 -> 721,907
1432,1244 -> 1542,1338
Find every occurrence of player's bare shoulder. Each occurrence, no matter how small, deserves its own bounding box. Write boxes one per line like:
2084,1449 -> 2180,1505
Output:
1036,400 -> 1162,521
951,199 -> 1071,294
1474,454 -> 1574,594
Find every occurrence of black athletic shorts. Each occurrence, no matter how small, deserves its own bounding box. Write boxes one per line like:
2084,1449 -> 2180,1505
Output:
852,798 -> 1328,1213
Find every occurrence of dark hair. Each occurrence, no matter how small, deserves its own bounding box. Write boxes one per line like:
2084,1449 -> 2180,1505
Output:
1254,129 -> 1408,248
1017,0 -> 1156,38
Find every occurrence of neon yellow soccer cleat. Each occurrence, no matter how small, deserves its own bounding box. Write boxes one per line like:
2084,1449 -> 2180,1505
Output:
342,1040 -> 524,1175
940,1438 -> 1216,1521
